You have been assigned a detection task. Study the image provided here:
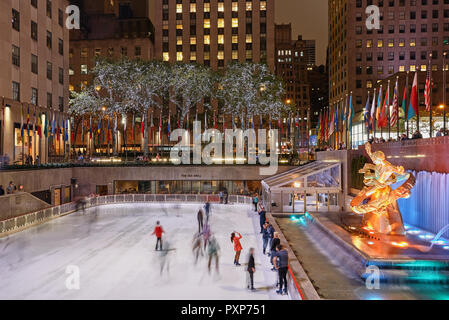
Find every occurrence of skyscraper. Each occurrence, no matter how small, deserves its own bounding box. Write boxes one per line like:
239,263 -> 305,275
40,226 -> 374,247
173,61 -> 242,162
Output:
152,0 -> 275,70
328,0 -> 449,118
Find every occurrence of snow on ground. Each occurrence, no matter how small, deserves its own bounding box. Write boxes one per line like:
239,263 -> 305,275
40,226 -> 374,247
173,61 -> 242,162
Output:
0,203 -> 288,300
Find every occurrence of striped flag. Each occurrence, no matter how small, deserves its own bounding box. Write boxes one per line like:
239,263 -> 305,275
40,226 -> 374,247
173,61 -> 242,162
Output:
364,93 -> 370,130
391,80 -> 398,127
370,88 -> 377,129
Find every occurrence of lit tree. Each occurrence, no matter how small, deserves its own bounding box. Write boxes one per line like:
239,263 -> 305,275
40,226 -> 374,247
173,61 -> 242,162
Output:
169,63 -> 217,122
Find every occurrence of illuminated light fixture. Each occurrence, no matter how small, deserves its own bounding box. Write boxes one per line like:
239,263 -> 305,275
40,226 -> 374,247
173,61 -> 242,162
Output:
440,105 -> 445,110
391,241 -> 409,248
367,241 -> 374,245
293,182 -> 301,188
443,246 -> 449,250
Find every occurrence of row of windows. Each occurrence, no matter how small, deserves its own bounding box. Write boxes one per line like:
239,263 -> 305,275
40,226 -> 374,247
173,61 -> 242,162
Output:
12,10 -> 64,55
12,81 -> 64,111
355,22 -> 449,35
72,46 -> 143,60
355,50 -> 443,62
355,0 -> 449,8
162,50 -> 263,62
355,37 -> 449,48
166,1 -> 267,15
12,47 -> 64,84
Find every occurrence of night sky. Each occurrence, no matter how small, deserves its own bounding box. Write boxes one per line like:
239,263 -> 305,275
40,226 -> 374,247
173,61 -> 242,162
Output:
275,0 -> 328,66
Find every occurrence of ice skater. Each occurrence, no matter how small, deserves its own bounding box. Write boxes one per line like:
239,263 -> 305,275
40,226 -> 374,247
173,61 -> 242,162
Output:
207,235 -> 220,274
258,206 -> 266,233
75,197 -> 87,214
272,244 -> 289,295
231,231 -> 243,266
247,248 -> 256,291
197,209 -> 204,233
192,232 -> 204,264
152,221 -> 165,251
204,202 -> 211,222
252,194 -> 259,211
262,222 -> 270,255
202,222 -> 211,249
270,232 -> 281,270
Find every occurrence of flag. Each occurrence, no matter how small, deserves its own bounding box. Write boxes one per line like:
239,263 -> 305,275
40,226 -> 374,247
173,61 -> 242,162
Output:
409,72 -> 418,119
89,115 -> 92,140
329,107 -> 335,135
364,93 -> 370,130
132,113 -> 135,142
159,113 -> 162,138
33,107 -> 37,137
401,85 -> 407,116
370,88 -> 377,126
141,113 -> 145,135
81,116 -> 85,144
52,112 -> 56,136
348,93 -> 354,129
26,106 -> 30,136
20,106 -> 24,137
391,80 -> 398,127
376,86 -> 383,121
43,113 -> 48,138
424,60 -> 432,112
107,119 -> 110,144
379,85 -> 389,128
150,112 -> 154,142
37,112 -> 42,137
167,112 -> 171,139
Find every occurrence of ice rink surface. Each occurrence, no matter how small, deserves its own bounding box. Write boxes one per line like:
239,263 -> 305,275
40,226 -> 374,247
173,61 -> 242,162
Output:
0,203 -> 289,300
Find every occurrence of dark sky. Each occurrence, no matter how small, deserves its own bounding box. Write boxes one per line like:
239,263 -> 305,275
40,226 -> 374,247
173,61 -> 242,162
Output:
275,0 -> 328,66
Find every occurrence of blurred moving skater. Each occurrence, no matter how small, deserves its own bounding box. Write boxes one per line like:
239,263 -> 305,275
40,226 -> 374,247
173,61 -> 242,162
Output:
258,206 -> 266,233
152,221 -> 165,251
197,209 -> 204,233
247,248 -> 256,291
207,236 -> 220,274
192,232 -> 203,264
204,202 -> 211,222
231,231 -> 243,266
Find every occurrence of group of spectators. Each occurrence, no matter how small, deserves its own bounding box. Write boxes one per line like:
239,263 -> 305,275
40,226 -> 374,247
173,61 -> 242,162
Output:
0,181 -> 18,196
251,194 -> 290,296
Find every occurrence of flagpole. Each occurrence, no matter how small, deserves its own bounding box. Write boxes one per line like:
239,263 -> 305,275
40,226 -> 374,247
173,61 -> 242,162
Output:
429,52 -> 433,138
396,76 -> 400,138
444,51 -> 447,134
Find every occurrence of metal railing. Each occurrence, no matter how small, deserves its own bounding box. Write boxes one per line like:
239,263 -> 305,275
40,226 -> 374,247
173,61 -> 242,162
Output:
0,194 -> 252,236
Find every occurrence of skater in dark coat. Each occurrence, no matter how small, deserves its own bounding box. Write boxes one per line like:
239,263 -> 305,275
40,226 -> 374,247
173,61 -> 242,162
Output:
197,209 -> 204,233
270,232 -> 280,270
262,222 -> 270,254
272,244 -> 289,295
247,248 -> 256,291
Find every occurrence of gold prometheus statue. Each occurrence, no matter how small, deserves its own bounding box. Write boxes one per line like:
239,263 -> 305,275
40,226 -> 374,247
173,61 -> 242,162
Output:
350,143 -> 416,235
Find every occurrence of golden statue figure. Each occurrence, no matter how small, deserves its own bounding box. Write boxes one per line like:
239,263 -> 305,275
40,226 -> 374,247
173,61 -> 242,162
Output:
350,143 -> 416,235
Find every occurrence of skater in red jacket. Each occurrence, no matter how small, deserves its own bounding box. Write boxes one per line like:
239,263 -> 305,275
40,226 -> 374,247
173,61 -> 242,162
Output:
231,231 -> 243,266
152,221 -> 165,251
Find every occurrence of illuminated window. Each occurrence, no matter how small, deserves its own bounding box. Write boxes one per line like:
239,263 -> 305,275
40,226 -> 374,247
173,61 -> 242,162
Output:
204,3 -> 210,12
163,21 -> 169,29
81,64 -> 88,74
217,51 -> 224,60
246,1 -> 252,11
388,39 -> 394,47
190,3 -> 196,12
399,65 -> 405,72
232,2 -> 238,11
177,36 -> 183,45
232,50 -> 238,59
232,18 -> 238,28
232,35 -> 238,43
176,4 -> 182,13
190,52 -> 196,61
420,65 -> 427,71
377,39 -> 383,47
246,50 -> 253,59
410,65 -> 416,72
69,84 -> 74,91
177,52 -> 183,61
204,52 -> 210,60
410,38 -> 416,47
260,1 -> 267,10
246,34 -> 252,43
176,22 -> 183,30
204,35 -> 210,44
163,52 -> 169,61
399,39 -> 405,47
204,19 -> 210,28
366,40 -> 372,48
190,36 -> 197,45
218,3 -> 224,12
218,18 -> 224,28
366,80 -> 373,88
81,48 -> 88,58
218,34 -> 224,44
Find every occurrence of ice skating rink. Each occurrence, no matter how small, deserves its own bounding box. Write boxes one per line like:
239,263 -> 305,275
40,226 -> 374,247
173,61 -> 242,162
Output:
0,203 -> 289,300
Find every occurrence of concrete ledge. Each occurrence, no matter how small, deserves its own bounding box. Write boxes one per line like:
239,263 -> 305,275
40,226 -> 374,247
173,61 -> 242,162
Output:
266,212 -> 321,300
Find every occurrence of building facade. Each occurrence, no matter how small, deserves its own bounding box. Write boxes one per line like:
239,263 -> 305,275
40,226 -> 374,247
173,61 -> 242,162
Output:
274,24 -> 312,149
0,0 -> 70,164
328,0 -> 449,123
152,0 -> 275,71
69,0 -> 155,154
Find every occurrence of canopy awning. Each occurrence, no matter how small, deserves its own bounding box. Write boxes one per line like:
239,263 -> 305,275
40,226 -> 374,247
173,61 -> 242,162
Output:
262,160 -> 342,193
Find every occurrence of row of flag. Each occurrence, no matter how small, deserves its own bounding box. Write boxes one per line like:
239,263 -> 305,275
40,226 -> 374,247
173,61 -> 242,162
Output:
19,106 -> 70,142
